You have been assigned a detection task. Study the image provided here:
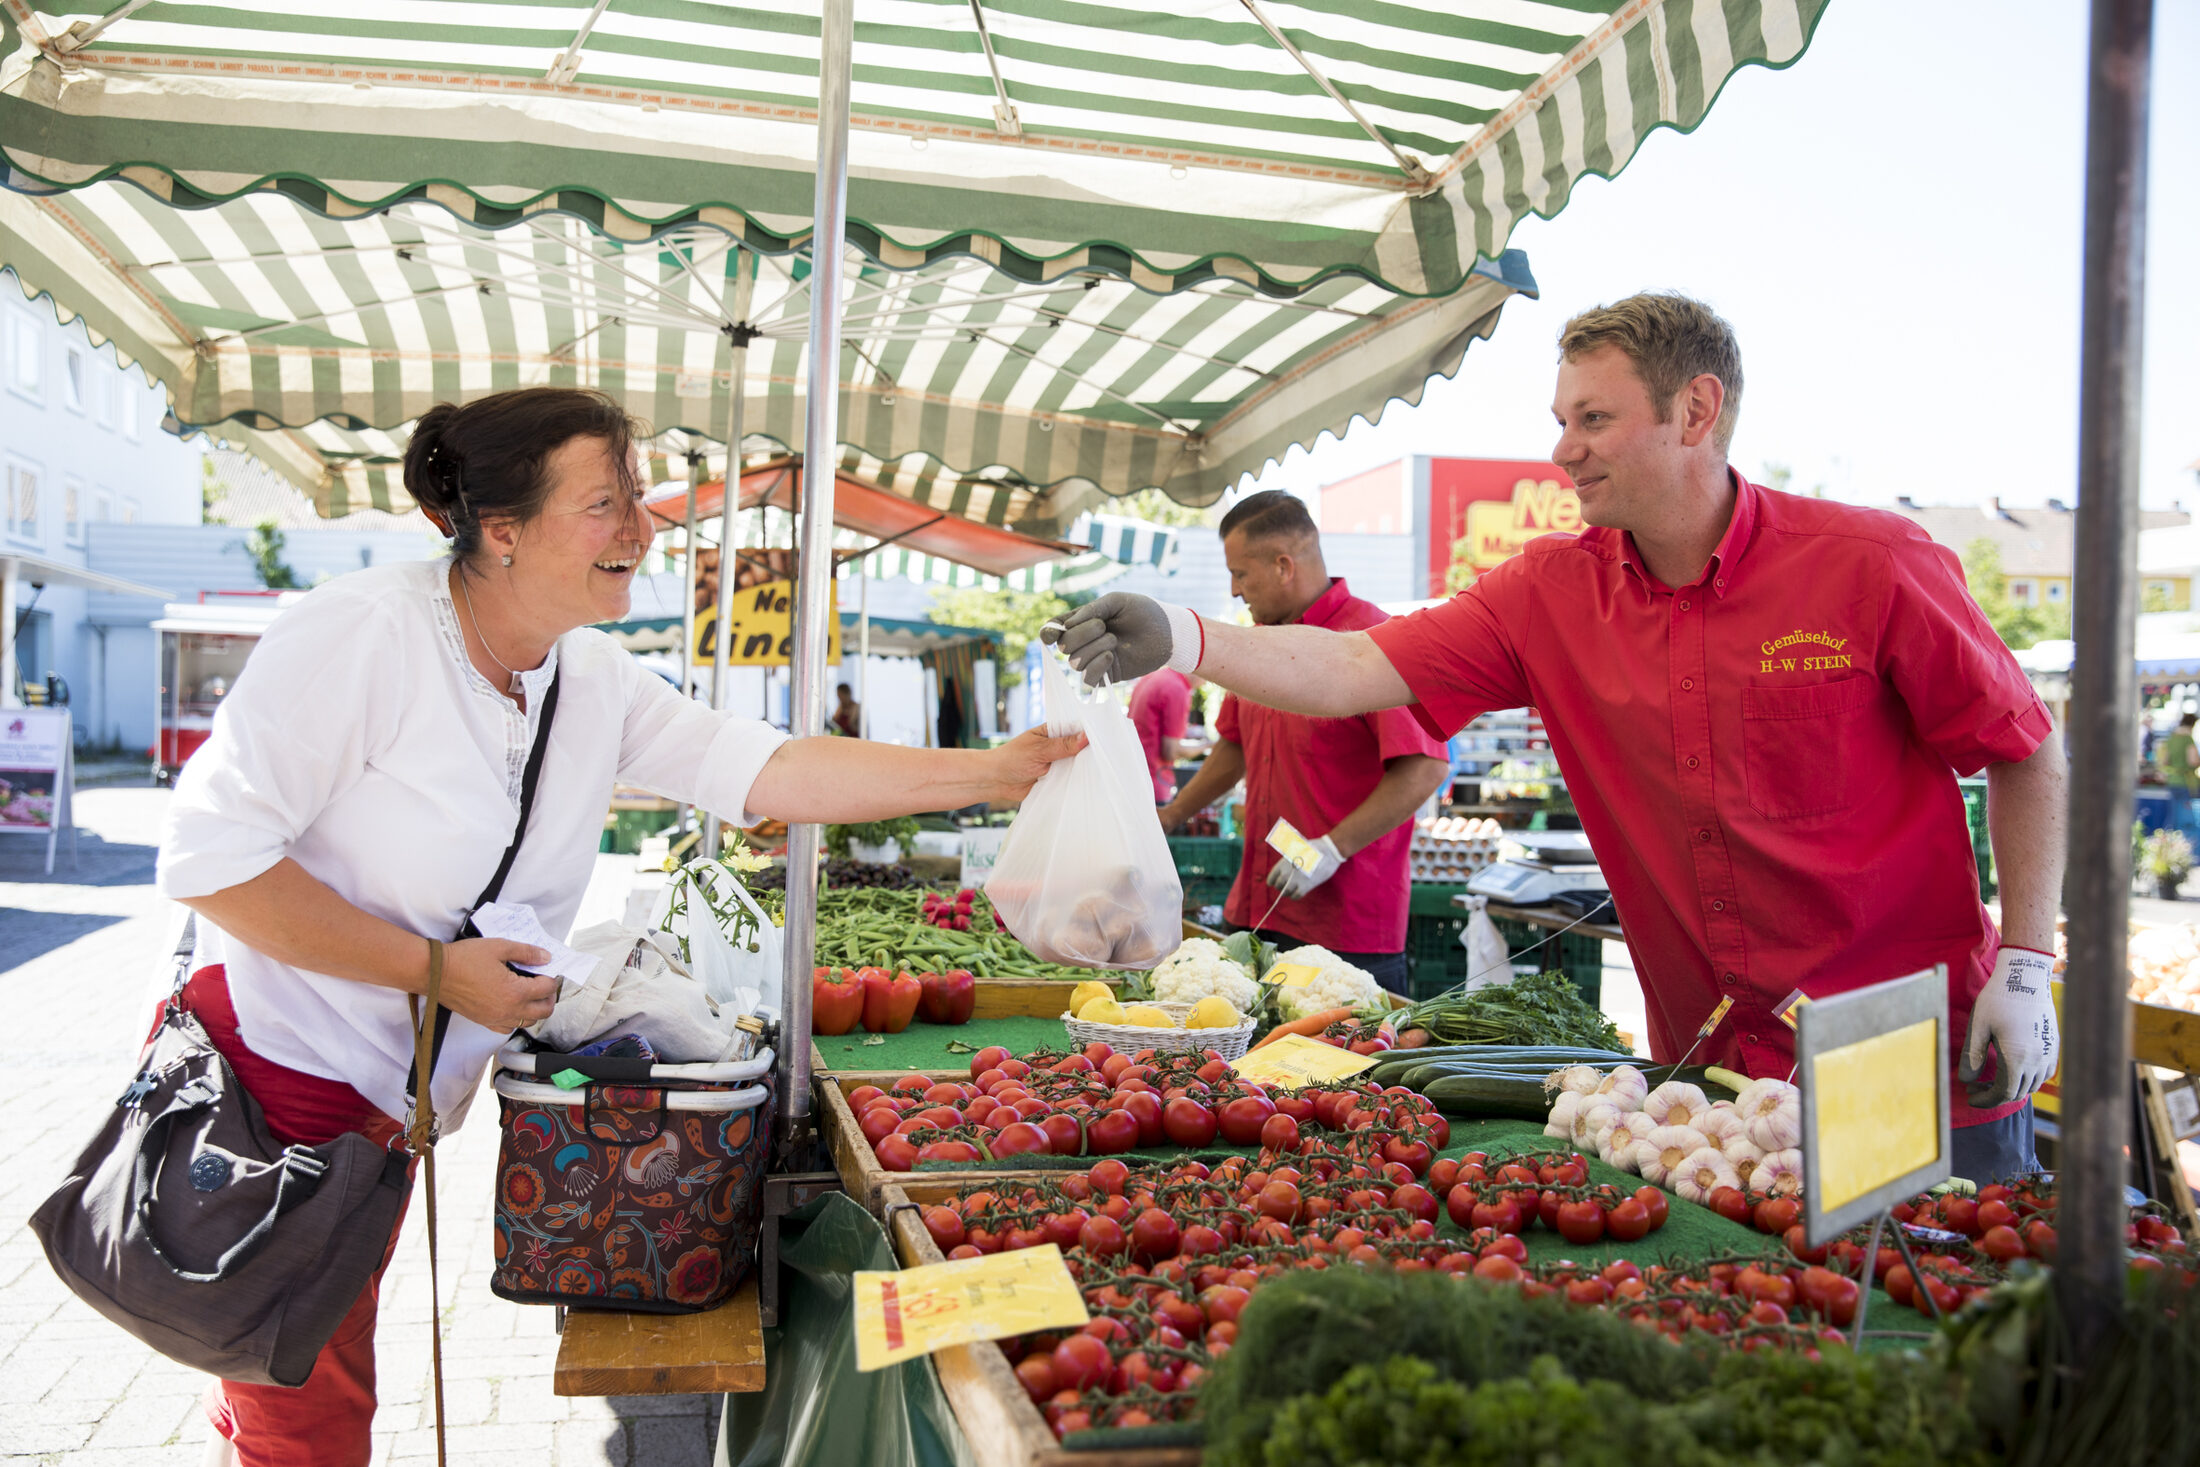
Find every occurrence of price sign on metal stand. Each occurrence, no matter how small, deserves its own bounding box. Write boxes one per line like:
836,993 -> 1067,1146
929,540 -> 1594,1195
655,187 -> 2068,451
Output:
0,708 -> 74,874
1232,1034 -> 1379,1090
1799,965 -> 1950,1249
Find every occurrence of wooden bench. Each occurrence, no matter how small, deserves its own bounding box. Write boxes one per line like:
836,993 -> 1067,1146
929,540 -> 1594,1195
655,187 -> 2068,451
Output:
553,1279 -> 767,1396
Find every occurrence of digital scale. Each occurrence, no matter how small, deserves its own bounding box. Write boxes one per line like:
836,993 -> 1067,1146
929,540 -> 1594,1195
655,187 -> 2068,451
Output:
1466,830 -> 1612,909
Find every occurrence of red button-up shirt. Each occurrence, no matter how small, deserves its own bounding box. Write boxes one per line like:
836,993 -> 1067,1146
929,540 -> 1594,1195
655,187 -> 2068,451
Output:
1366,475 -> 2052,1125
1219,579 -> 1448,954
1130,669 -> 1194,803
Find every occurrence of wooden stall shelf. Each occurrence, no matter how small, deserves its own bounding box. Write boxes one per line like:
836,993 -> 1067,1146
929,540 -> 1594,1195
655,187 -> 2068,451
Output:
882,1181 -> 1201,1467
552,1278 -> 766,1397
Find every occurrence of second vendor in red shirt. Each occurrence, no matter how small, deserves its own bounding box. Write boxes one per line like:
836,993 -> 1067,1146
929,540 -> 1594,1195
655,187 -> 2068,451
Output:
1159,493 -> 1451,994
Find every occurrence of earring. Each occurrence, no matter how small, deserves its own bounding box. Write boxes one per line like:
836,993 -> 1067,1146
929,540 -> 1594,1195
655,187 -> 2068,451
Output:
500,554 -> 512,567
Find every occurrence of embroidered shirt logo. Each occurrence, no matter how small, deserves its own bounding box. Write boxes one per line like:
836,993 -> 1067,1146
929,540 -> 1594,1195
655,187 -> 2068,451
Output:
1758,630 -> 1853,673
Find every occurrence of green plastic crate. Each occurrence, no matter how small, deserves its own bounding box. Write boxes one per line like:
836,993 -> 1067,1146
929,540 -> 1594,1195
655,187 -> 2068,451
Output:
1403,884 -> 1603,1007
1168,835 -> 1243,913
1959,778 -> 1995,901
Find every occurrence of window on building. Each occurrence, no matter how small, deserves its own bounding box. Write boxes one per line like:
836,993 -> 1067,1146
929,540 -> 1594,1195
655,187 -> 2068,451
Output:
63,476 -> 84,546
93,489 -> 113,527
2009,580 -> 2033,605
121,497 -> 140,524
6,461 -> 39,543
93,364 -> 114,430
62,343 -> 87,413
119,379 -> 140,439
2046,582 -> 2065,604
6,307 -> 38,399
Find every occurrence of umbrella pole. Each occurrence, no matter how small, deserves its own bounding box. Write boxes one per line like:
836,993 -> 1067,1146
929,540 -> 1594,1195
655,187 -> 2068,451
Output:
858,554 -> 870,739
777,0 -> 853,1144
679,445 -> 703,833
2061,0 -> 2153,1356
702,248 -> 756,860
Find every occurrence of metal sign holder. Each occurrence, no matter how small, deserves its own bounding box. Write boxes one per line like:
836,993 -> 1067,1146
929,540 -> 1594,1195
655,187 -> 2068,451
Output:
1797,964 -> 1951,1346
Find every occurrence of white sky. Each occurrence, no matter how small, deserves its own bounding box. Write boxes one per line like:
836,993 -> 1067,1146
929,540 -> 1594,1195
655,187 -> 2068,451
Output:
1237,0 -> 2200,514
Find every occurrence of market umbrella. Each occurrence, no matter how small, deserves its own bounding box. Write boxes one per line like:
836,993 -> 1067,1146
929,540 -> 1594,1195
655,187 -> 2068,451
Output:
0,0 -> 1832,1143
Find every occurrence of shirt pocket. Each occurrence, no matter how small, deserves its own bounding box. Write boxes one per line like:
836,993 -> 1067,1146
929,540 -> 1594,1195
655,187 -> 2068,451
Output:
1740,675 -> 1886,820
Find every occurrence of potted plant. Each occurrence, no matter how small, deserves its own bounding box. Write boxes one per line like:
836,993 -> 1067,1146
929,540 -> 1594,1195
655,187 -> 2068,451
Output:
2140,827 -> 2195,900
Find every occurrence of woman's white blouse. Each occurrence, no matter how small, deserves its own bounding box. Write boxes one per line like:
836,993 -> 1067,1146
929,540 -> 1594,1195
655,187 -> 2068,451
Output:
156,559 -> 789,1127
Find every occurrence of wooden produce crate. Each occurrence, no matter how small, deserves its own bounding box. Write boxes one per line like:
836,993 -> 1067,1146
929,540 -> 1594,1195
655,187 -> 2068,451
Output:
880,1180 -> 1199,1467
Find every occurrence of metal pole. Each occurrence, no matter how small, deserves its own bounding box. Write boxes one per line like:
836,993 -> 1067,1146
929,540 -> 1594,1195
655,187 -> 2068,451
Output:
2061,0 -> 2153,1357
701,248 -> 755,860
858,553 -> 870,739
678,445 -> 703,832
777,0 -> 852,1143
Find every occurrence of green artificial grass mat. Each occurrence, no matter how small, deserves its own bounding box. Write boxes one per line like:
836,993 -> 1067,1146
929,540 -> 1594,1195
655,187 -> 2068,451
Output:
815,1015 -> 1074,1074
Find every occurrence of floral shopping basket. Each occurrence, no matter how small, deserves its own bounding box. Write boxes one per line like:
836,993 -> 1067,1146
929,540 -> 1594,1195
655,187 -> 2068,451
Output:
487,1047 -> 774,1314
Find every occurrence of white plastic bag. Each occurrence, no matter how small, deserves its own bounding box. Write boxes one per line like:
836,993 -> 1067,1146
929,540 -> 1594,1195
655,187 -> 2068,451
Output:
985,651 -> 1183,969
528,923 -> 749,1063
1459,895 -> 1515,993
652,860 -> 784,1018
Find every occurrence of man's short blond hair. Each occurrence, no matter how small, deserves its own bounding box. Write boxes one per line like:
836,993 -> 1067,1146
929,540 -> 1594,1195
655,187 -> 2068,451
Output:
1559,292 -> 1743,451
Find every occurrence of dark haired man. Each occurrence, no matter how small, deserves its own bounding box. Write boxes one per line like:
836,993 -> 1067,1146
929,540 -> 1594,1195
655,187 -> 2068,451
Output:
1158,490 -> 1450,994
1050,292 -> 2067,1181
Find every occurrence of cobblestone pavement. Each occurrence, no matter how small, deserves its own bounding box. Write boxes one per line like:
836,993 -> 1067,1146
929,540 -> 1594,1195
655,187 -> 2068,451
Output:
0,788 -> 720,1466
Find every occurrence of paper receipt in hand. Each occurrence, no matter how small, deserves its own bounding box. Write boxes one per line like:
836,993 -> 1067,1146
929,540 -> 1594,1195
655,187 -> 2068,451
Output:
469,902 -> 598,989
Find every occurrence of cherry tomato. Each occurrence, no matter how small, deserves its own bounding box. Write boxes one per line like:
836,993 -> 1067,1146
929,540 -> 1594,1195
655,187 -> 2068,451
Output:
1605,1197 -> 1652,1242
1050,1334 -> 1111,1391
1556,1198 -> 1607,1245
1633,1186 -> 1669,1229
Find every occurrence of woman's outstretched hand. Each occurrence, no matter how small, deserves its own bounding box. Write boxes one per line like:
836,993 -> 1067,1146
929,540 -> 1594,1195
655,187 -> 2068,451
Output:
989,726 -> 1087,804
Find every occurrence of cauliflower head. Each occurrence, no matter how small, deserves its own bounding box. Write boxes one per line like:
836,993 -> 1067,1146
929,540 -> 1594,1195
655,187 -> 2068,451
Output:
1271,944 -> 1385,1020
1150,938 -> 1260,1010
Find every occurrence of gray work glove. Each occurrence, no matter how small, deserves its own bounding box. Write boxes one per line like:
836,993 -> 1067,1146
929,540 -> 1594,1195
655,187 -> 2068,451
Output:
1040,593 -> 1193,688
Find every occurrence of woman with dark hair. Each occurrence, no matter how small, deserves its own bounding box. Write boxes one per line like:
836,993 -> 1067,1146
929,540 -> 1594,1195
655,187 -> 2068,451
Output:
154,387 -> 1080,1465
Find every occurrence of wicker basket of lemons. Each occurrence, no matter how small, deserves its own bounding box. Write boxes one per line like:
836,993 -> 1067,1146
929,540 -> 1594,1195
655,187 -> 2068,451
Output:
1060,980 -> 1258,1060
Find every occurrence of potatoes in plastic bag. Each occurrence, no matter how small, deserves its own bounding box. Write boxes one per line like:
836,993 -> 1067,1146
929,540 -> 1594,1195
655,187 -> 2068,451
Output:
985,651 -> 1183,969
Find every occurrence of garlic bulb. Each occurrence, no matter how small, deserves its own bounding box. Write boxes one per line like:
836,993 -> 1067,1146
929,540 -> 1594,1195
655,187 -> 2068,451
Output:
1551,1064 -> 1604,1097
1671,1147 -> 1743,1205
1630,1124 -> 1708,1186
1572,1098 -> 1620,1149
1756,1148 -> 1805,1197
1595,1064 -> 1650,1110
1722,1134 -> 1766,1189
1597,1112 -> 1652,1173
1693,1102 -> 1748,1147
1642,1080 -> 1710,1130
1545,1089 -> 1584,1139
1745,1092 -> 1802,1152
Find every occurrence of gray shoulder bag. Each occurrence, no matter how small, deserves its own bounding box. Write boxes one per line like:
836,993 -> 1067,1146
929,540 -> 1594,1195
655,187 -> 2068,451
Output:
29,673 -> 559,1408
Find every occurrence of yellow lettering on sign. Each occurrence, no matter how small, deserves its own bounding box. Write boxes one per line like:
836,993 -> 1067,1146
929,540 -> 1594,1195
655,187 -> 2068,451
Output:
1461,479 -> 1583,570
1232,1033 -> 1379,1090
851,1245 -> 1088,1372
1809,1017 -> 1941,1212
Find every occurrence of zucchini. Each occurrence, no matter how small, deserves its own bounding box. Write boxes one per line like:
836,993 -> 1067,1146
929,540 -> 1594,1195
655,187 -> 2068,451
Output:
1419,1074 -> 1554,1120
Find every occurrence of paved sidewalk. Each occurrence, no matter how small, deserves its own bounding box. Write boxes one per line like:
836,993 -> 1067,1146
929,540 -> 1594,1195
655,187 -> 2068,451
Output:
0,790 -> 721,1466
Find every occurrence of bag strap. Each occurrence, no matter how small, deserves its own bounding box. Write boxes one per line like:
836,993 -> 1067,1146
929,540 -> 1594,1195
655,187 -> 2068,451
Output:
410,940 -> 449,1467
405,670 -> 562,1105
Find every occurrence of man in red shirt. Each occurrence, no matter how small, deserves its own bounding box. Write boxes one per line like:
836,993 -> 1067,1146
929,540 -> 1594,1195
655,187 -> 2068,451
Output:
1129,668 -> 1202,803
1156,492 -> 1451,994
1049,293 -> 2068,1182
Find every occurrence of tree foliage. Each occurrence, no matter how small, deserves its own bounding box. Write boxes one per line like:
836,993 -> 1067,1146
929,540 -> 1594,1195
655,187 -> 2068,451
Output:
246,519 -> 301,589
923,587 -> 1071,687
1961,537 -> 2069,650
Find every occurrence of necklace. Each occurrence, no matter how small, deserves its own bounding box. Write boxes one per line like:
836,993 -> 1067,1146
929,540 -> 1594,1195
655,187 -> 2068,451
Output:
455,570 -> 525,698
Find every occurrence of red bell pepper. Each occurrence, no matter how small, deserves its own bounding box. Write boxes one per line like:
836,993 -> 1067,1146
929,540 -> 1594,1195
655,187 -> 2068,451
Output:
917,968 -> 976,1025
812,967 -> 865,1036
860,966 -> 921,1033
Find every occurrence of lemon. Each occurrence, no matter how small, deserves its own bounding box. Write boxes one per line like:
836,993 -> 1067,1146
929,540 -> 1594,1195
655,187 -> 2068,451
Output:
1122,1005 -> 1174,1029
1069,981 -> 1114,1016
1078,998 -> 1129,1026
1184,995 -> 1242,1029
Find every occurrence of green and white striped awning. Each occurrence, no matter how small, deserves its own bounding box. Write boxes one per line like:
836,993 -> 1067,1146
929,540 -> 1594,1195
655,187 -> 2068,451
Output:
0,1 -> 1829,299
0,178 -> 1533,520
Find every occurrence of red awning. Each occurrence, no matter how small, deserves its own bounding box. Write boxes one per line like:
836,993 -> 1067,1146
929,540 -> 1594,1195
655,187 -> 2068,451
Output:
645,458 -> 1080,579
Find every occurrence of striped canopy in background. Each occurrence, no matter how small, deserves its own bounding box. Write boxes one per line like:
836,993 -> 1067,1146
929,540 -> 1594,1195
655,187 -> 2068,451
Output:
0,0 -> 1831,522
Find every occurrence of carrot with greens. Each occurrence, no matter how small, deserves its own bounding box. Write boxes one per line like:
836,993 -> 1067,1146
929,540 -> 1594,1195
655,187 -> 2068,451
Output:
1249,1007 -> 1357,1050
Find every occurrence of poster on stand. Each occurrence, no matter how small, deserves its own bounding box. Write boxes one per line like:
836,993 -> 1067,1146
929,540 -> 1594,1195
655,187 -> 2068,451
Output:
0,707 -> 74,872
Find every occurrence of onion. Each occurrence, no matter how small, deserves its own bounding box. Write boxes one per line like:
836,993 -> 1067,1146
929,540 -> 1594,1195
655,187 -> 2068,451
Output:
1631,1125 -> 1708,1186
1642,1080 -> 1710,1130
1671,1147 -> 1743,1205
1595,1064 -> 1649,1110
1545,1089 -> 1585,1139
1756,1147 -> 1805,1197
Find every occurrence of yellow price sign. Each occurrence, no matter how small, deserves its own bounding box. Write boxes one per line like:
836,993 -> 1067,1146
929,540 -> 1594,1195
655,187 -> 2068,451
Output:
1265,817 -> 1322,876
1232,1033 -> 1378,1090
851,1245 -> 1088,1372
1808,1017 -> 1941,1213
1263,962 -> 1321,988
